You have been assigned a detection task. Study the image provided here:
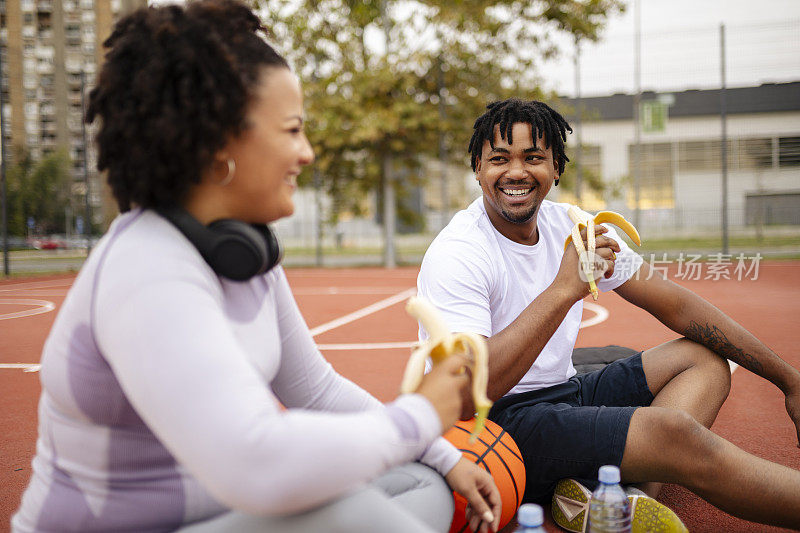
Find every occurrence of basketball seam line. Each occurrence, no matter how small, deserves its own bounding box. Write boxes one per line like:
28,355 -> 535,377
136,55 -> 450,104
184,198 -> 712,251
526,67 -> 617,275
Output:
482,423 -> 524,463
453,425 -> 522,509
453,424 -> 524,463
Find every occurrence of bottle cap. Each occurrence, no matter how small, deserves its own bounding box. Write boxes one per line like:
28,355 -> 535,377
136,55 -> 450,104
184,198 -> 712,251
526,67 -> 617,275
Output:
517,503 -> 544,526
598,465 -> 621,484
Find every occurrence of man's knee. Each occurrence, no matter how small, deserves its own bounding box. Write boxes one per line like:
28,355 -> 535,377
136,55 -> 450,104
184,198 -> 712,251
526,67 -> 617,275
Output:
680,338 -> 732,394
624,407 -> 724,483
644,338 -> 731,396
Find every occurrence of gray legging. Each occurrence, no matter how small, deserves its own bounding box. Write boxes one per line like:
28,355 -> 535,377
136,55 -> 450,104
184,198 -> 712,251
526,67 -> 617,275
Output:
178,462 -> 455,533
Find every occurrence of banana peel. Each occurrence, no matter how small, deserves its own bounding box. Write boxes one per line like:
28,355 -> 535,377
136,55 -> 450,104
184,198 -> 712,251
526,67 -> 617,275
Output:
563,207 -> 642,300
401,296 -> 492,443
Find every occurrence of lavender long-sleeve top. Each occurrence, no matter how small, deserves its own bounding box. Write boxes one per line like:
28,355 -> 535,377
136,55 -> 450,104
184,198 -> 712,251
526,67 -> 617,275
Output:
12,209 -> 460,532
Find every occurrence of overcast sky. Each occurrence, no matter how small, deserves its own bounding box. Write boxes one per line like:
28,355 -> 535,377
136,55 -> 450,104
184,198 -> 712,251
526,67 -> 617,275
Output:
149,0 -> 799,98
540,0 -> 800,97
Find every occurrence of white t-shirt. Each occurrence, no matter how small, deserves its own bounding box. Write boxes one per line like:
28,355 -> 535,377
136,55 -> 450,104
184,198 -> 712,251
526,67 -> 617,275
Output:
417,198 -> 643,395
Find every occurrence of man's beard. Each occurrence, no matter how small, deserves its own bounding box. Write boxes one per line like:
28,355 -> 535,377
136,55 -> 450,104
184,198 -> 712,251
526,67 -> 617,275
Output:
499,203 -> 539,224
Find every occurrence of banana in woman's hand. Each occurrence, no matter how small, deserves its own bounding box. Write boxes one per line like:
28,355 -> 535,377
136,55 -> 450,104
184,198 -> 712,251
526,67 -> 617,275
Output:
401,296 -> 492,443
563,206 -> 641,300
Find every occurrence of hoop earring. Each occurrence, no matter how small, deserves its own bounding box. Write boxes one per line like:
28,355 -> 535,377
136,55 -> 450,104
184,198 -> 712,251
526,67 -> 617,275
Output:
219,158 -> 235,187
554,178 -> 560,186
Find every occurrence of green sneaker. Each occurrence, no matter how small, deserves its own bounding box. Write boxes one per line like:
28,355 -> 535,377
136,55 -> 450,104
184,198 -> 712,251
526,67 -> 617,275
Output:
551,478 -> 688,533
552,478 -> 591,532
629,494 -> 688,533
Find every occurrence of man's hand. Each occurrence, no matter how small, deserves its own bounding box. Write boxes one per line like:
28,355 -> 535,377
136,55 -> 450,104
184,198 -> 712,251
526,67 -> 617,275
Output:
445,457 -> 502,533
555,224 -> 620,301
784,385 -> 800,447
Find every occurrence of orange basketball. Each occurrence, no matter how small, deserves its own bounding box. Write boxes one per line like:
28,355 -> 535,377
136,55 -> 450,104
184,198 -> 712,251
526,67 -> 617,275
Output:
443,418 -> 526,533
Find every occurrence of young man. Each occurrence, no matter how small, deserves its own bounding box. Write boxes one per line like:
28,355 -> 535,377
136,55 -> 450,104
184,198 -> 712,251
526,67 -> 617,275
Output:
417,98 -> 800,531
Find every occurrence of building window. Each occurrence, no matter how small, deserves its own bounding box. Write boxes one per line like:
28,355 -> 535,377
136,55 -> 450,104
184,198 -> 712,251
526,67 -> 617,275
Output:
736,138 -> 772,170
746,192 -> 800,225
677,140 -> 735,172
779,137 -> 800,167
628,142 -> 674,209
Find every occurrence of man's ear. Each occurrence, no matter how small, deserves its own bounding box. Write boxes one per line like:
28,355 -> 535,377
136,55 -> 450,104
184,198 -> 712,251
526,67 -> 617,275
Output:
475,157 -> 482,173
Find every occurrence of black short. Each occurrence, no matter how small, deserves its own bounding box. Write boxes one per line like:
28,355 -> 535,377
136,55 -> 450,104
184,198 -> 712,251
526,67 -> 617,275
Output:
488,351 -> 654,503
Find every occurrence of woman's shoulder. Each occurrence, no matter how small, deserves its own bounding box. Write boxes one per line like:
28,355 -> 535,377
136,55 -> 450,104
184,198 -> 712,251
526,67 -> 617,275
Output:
96,210 -> 220,294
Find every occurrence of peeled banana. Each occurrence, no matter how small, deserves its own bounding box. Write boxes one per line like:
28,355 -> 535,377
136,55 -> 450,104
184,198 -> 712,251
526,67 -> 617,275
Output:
563,206 -> 642,300
401,296 -> 492,443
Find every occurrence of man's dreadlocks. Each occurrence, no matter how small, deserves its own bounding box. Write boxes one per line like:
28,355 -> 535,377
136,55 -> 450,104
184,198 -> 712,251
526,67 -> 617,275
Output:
468,99 -> 573,178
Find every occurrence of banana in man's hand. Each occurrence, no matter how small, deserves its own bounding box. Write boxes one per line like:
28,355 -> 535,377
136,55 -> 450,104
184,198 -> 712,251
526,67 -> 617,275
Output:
563,206 -> 642,300
401,296 -> 492,443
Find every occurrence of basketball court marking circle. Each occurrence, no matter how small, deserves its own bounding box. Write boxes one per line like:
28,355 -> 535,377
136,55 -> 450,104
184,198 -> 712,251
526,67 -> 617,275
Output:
0,299 -> 56,321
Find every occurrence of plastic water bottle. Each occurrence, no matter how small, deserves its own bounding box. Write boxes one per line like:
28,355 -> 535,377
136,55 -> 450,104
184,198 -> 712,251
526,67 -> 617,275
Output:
513,503 -> 545,532
587,465 -> 631,533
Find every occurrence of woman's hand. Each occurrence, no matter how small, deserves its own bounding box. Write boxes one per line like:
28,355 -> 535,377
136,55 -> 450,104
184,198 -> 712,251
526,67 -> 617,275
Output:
416,355 -> 472,431
445,457 -> 502,533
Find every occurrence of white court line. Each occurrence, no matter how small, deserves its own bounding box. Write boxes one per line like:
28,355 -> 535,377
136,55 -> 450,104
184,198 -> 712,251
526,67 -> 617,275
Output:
581,302 -> 609,328
292,287 -> 411,296
0,290 -> 69,297
289,271 -> 417,279
309,287 -> 417,337
318,341 -> 417,351
0,364 -> 41,372
0,299 -> 56,320
316,301 -> 611,350
0,279 -> 73,291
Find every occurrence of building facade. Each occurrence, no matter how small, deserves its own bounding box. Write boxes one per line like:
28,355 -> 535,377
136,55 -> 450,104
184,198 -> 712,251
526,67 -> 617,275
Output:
0,0 -> 146,230
556,82 -> 800,233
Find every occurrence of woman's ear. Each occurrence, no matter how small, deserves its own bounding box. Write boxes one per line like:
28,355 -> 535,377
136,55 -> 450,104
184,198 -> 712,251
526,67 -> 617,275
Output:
200,151 -> 232,187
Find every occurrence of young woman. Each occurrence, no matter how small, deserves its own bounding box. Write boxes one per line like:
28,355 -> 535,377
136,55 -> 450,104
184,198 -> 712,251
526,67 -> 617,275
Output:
11,2 -> 500,532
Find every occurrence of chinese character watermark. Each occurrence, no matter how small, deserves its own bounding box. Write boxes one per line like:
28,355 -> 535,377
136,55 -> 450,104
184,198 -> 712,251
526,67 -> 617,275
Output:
609,252 -> 763,281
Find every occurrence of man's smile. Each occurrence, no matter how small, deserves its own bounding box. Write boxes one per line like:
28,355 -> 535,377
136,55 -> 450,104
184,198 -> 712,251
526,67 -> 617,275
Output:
497,184 -> 534,202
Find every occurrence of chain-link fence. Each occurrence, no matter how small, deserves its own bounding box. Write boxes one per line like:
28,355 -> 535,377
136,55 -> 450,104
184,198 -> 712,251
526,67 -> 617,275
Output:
275,18 -> 800,264
2,10 -> 799,272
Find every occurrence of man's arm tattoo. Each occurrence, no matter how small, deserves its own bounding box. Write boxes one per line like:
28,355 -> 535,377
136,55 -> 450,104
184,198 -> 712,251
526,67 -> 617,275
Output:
684,321 -> 764,374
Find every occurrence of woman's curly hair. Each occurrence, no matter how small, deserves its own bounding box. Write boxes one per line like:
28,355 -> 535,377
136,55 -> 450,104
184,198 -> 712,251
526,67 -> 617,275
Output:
86,0 -> 288,212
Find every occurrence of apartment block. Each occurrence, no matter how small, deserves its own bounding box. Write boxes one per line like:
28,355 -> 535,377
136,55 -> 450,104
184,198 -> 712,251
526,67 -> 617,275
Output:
0,0 -> 146,227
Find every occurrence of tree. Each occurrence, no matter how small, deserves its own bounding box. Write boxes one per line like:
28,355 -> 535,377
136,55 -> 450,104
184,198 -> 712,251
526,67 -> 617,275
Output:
6,149 -> 72,236
257,0 -> 622,230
